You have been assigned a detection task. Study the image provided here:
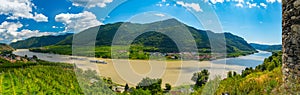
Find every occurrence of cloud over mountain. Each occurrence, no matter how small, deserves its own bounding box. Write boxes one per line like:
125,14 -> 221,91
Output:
55,11 -> 102,33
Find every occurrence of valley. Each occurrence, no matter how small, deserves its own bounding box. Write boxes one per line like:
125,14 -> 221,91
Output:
13,49 -> 271,87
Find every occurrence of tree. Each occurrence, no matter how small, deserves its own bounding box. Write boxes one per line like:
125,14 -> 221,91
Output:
125,83 -> 129,92
191,69 -> 210,88
136,77 -> 162,94
227,71 -> 237,78
130,89 -> 151,95
32,55 -> 38,60
233,71 -> 237,77
165,83 -> 171,91
227,71 -> 233,78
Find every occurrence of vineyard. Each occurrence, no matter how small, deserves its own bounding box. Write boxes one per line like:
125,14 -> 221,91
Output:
0,58 -> 114,95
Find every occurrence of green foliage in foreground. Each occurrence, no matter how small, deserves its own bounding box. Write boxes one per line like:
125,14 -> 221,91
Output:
0,58 -> 114,95
118,77 -> 174,95
216,67 -> 283,95
136,77 -> 163,95
191,51 -> 287,95
191,69 -> 210,88
0,63 -> 82,94
2,51 -> 299,95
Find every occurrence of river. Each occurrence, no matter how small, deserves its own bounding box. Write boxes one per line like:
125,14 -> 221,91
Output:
212,50 -> 272,68
13,49 -> 272,86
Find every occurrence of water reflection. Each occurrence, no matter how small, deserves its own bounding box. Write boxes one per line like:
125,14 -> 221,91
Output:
212,50 -> 272,68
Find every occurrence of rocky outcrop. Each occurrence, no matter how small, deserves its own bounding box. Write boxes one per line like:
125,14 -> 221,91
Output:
282,0 -> 300,86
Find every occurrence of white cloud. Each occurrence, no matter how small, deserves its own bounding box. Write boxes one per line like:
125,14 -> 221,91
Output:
157,4 -> 163,7
0,21 -> 55,43
33,13 -> 48,22
235,3 -> 243,7
260,3 -> 267,8
234,0 -> 244,3
166,3 -> 170,6
0,0 -> 48,22
233,0 -> 244,8
162,0 -> 166,2
154,13 -> 165,17
55,11 -> 103,32
176,1 -> 203,12
266,0 -> 276,3
210,0 -> 225,4
70,0 -> 113,8
156,3 -> 170,7
246,2 -> 257,8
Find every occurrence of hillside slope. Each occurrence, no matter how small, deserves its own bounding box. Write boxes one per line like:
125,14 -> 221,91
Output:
11,19 -> 256,54
10,34 -> 72,49
57,19 -> 256,53
0,43 -> 14,53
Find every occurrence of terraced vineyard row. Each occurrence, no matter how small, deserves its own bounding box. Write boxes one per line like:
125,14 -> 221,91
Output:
0,66 -> 83,94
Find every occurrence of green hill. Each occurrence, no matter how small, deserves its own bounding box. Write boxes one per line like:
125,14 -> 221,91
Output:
10,34 -> 72,49
57,19 -> 256,53
12,19 -> 256,58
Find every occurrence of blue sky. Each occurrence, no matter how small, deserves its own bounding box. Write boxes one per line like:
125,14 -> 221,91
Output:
0,0 -> 281,45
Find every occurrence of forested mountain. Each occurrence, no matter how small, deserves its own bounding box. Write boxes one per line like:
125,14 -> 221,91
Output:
58,19 -> 256,53
11,19 -> 256,53
250,43 -> 282,52
10,34 -> 72,49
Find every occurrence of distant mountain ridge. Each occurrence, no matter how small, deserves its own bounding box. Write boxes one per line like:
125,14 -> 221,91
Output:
250,43 -> 282,52
10,18 -> 256,54
10,34 -> 73,49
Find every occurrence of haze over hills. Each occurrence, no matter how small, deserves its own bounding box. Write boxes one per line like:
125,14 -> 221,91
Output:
250,43 -> 282,52
10,18 -> 256,54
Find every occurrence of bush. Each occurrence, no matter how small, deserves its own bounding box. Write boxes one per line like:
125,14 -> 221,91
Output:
191,69 -> 210,88
136,77 -> 162,94
165,83 -> 171,91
